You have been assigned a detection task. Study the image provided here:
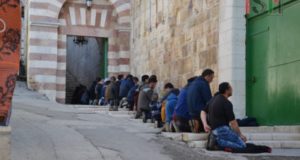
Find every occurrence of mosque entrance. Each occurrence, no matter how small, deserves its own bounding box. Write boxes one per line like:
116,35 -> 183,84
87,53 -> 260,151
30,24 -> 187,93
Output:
65,36 -> 108,104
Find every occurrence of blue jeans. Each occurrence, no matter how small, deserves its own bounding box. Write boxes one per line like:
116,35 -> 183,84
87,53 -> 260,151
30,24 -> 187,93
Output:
213,126 -> 246,149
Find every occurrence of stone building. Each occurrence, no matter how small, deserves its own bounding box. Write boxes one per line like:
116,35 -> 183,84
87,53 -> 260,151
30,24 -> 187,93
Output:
23,0 -> 300,125
131,0 -> 246,118
24,0 -> 246,117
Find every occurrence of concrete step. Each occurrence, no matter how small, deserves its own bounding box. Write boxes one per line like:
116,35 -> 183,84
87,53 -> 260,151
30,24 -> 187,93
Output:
179,132 -> 300,142
130,118 -> 143,123
0,127 -> 11,160
161,132 -> 183,141
241,126 -> 300,133
246,133 -> 300,141
186,139 -> 300,149
187,140 -> 300,149
182,133 -> 208,142
248,141 -> 300,149
161,132 -> 300,149
187,141 -> 207,148
108,111 -> 135,115
108,114 -> 132,118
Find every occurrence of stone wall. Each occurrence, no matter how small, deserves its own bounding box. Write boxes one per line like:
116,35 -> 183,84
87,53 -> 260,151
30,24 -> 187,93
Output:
130,0 -> 219,90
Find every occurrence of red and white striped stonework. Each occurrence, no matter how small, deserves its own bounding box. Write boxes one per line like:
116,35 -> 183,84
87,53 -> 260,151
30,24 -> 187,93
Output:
27,0 -> 131,103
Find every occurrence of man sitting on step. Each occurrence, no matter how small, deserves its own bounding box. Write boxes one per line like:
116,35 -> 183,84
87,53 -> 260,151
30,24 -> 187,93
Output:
201,82 -> 247,149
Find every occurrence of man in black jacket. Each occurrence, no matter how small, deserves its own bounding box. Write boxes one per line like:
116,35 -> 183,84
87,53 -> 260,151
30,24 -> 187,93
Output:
201,82 -> 247,149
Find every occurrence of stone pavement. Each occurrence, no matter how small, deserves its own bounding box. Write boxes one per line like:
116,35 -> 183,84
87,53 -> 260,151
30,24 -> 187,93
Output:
10,82 -> 300,160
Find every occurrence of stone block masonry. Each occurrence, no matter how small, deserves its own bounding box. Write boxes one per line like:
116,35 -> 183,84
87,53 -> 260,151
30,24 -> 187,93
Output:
131,0 -> 220,91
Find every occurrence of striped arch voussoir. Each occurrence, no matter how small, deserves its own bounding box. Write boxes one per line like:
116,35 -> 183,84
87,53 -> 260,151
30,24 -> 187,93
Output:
53,0 -> 130,24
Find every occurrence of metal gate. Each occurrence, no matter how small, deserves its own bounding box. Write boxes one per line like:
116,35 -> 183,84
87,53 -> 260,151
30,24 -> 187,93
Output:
246,0 -> 300,125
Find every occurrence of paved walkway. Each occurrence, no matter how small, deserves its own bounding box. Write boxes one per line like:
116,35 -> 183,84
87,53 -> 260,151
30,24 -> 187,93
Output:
10,82 -> 300,160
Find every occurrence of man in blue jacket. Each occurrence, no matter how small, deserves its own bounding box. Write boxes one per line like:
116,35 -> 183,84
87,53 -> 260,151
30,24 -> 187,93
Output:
187,69 -> 214,132
165,89 -> 180,131
166,89 -> 180,124
173,76 -> 197,132
119,74 -> 135,99
127,77 -> 139,111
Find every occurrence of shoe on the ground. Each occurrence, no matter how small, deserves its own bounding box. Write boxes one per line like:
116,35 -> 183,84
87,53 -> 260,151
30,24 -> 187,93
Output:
206,133 -> 219,151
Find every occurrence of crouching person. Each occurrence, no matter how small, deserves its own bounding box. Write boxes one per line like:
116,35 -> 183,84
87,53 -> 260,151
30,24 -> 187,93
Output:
173,77 -> 197,132
150,93 -> 163,127
138,75 -> 158,123
165,89 -> 180,132
201,82 -> 247,150
109,76 -> 119,111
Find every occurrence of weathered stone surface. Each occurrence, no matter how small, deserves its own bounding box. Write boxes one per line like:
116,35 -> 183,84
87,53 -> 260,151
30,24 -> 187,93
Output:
0,127 -> 11,160
131,0 -> 219,89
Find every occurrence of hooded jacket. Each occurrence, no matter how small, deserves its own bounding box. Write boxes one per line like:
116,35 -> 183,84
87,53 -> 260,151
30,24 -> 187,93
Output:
166,91 -> 178,123
174,87 -> 190,120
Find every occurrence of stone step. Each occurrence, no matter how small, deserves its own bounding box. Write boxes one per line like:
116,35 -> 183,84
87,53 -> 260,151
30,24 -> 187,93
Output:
161,132 -> 183,141
246,133 -> 300,141
182,133 -> 208,142
180,132 -> 300,142
248,141 -> 300,149
187,141 -> 207,148
0,127 -> 11,160
108,111 -> 135,115
187,140 -> 300,149
108,113 -> 132,118
161,132 -> 300,149
241,126 -> 300,133
130,118 -> 143,123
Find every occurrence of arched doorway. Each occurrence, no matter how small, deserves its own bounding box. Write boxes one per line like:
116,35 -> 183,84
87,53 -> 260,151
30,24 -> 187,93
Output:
26,0 -> 131,103
65,36 -> 108,104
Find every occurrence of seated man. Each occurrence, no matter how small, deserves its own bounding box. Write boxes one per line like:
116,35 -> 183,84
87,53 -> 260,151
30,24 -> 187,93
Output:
201,82 -> 247,149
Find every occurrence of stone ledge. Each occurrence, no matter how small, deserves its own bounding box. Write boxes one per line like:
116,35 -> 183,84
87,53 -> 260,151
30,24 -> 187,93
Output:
0,126 -> 11,135
241,126 -> 300,133
0,126 -> 11,160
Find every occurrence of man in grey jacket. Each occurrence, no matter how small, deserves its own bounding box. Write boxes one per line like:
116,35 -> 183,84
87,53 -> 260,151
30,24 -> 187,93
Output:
138,75 -> 158,122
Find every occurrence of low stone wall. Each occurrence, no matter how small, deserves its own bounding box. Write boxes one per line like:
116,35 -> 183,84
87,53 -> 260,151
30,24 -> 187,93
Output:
0,127 -> 11,160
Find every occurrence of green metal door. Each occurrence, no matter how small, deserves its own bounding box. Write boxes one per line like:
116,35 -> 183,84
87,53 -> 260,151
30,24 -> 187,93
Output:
99,38 -> 108,78
246,0 -> 300,125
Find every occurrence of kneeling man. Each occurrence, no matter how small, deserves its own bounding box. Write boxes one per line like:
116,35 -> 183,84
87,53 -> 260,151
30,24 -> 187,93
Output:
201,82 -> 247,149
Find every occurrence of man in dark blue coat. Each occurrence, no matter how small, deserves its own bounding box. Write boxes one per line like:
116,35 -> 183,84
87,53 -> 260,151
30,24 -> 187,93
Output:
127,77 -> 139,111
119,74 -> 135,99
187,69 -> 214,132
173,76 -> 197,132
